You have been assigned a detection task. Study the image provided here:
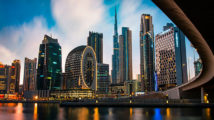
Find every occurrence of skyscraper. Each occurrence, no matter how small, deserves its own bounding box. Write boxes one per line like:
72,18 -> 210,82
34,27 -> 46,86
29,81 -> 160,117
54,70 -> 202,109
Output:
23,58 -> 37,91
0,60 -> 21,94
11,60 -> 21,93
111,7 -> 120,84
194,58 -> 202,76
140,14 -> 155,92
87,31 -> 103,63
97,63 -> 110,94
119,27 -> 132,83
0,62 -> 10,94
155,23 -> 188,90
37,35 -> 62,90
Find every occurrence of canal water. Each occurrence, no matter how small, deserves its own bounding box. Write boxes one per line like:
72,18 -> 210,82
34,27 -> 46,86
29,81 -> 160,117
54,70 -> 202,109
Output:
0,103 -> 213,120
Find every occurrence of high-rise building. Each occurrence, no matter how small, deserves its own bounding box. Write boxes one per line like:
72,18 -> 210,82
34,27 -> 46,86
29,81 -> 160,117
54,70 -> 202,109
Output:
61,73 -> 67,90
97,63 -> 110,94
119,27 -> 133,83
37,35 -> 62,90
65,45 -> 97,90
87,31 -> 103,63
0,62 -> 10,94
0,60 -> 21,94
111,7 -> 120,84
23,58 -> 37,91
194,58 -> 202,76
10,60 -> 21,93
155,23 -> 188,90
140,14 -> 155,92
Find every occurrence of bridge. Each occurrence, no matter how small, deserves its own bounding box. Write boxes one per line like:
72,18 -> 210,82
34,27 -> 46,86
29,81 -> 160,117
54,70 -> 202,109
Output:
152,0 -> 214,102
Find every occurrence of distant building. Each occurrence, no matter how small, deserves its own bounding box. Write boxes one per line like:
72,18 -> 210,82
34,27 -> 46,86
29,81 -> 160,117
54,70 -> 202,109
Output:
61,73 -> 67,90
136,74 -> 141,82
12,60 -> 21,93
0,60 -> 21,94
194,59 -> 202,76
111,8 -> 120,84
97,63 -> 110,94
119,27 -> 133,83
37,35 -> 62,90
140,14 -> 155,92
23,58 -> 37,92
155,23 -> 188,90
65,45 -> 97,91
0,62 -> 10,94
109,83 -> 125,95
87,31 -> 103,63
125,80 -> 141,95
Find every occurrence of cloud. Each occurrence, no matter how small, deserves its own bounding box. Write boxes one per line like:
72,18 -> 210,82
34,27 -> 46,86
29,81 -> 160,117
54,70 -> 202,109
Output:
51,0 -> 114,73
0,44 -> 17,65
0,17 -> 50,84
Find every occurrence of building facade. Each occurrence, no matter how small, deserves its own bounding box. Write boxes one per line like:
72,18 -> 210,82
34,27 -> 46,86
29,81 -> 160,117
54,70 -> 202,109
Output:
0,60 -> 21,94
65,46 -> 97,91
97,63 -> 110,94
0,62 -> 10,94
140,14 -> 155,92
23,58 -> 37,91
12,60 -> 21,93
194,58 -> 202,76
37,35 -> 62,90
119,27 -> 133,83
111,8 -> 120,84
87,31 -> 103,63
155,23 -> 188,90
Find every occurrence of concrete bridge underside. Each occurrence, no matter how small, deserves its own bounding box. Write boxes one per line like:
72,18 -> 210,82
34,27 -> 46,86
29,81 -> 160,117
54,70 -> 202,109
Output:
152,0 -> 214,102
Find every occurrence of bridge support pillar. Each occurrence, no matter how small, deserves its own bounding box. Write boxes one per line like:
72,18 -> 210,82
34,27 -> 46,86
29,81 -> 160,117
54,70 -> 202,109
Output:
201,87 -> 204,103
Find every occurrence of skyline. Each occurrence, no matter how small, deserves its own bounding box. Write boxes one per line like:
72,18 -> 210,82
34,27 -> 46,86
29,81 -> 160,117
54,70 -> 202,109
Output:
0,0 -> 198,85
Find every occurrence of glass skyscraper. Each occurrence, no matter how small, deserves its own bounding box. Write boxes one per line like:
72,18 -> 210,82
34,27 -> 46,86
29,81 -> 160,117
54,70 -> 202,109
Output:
111,8 -> 120,84
194,59 -> 202,76
97,63 -> 110,94
37,35 -> 62,90
87,31 -> 103,63
119,27 -> 132,83
23,58 -> 37,91
140,14 -> 155,92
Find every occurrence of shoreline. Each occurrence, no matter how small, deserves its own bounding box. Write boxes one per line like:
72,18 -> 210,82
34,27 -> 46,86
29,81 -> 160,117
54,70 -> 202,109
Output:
0,100 -> 214,108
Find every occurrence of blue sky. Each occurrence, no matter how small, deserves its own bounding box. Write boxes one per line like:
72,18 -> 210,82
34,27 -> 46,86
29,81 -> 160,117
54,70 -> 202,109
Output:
0,0 -> 198,84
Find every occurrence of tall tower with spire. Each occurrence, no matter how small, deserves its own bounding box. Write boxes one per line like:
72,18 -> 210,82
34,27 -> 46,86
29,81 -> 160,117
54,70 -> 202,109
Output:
111,7 -> 119,84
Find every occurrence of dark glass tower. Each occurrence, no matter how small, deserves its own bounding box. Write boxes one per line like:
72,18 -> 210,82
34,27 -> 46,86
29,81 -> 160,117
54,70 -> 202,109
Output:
87,31 -> 103,63
111,7 -> 119,84
119,27 -> 133,83
37,35 -> 62,90
140,14 -> 155,92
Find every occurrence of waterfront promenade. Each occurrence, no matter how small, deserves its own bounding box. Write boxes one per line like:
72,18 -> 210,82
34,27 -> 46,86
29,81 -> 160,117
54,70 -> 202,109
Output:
1,99 -> 214,108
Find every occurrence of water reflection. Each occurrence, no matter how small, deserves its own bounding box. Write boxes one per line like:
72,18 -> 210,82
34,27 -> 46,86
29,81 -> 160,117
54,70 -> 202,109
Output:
0,103 -> 213,120
34,103 -> 37,120
153,108 -> 162,120
166,108 -> 171,119
93,107 -> 99,120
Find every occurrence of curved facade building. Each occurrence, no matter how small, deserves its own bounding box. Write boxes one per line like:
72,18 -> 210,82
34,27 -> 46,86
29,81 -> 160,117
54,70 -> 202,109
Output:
65,45 -> 97,91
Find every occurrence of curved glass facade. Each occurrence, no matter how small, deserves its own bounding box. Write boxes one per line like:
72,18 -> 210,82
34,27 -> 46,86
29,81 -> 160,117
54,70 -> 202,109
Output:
65,46 -> 97,90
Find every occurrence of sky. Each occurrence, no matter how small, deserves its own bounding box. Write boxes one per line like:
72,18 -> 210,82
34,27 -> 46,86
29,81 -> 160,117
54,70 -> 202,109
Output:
0,0 -> 198,84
